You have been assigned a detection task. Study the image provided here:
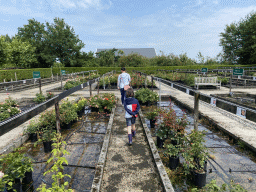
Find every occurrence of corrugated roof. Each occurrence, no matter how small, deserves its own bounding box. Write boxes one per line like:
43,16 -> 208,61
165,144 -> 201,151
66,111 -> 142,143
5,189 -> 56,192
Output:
96,48 -> 156,58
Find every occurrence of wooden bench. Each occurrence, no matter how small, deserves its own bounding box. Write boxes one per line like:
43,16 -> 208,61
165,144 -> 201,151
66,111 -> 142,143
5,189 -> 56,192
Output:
194,77 -> 221,89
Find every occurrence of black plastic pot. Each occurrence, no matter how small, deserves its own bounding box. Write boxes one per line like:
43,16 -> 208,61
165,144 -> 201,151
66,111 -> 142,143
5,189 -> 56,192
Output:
157,136 -> 164,148
78,109 -> 84,117
171,139 -> 178,145
43,141 -> 52,153
150,119 -> 156,128
61,122 -> 71,130
23,171 -> 33,184
169,156 -> 179,170
29,133 -> 38,142
91,107 -> 99,112
104,109 -> 111,114
194,158 -> 207,172
193,171 -> 207,188
7,178 -> 21,192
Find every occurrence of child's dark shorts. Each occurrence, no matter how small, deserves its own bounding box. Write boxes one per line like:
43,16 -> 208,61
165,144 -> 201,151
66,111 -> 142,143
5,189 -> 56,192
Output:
126,117 -> 136,126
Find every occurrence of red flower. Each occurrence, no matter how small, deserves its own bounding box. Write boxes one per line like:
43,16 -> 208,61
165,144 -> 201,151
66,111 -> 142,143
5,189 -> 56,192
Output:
105,98 -> 109,100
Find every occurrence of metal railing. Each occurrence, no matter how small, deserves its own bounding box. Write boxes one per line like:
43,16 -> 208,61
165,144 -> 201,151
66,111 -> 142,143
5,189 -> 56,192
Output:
0,70 -> 115,137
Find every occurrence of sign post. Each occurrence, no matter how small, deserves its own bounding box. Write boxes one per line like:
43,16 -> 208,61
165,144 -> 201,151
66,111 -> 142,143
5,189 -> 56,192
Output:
33,71 -> 41,94
201,68 -> 208,73
233,69 -> 244,76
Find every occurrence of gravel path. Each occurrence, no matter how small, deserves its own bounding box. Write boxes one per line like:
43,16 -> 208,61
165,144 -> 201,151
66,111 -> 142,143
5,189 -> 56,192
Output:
101,104 -> 163,192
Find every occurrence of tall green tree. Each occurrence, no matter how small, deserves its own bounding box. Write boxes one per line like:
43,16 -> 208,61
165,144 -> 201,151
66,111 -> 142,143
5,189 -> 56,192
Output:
17,19 -> 51,67
0,36 -> 10,67
9,38 -> 37,68
220,12 -> 256,64
45,18 -> 85,67
95,48 -> 118,66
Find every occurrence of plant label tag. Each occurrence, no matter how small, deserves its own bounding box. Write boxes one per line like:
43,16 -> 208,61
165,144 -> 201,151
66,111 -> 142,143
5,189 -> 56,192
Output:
23,80 -> 26,84
81,84 -> 83,89
87,82 -> 89,86
253,77 -> 256,81
186,89 -> 189,94
238,75 -> 241,79
171,83 -> 173,88
236,107 -> 246,118
210,97 -> 216,106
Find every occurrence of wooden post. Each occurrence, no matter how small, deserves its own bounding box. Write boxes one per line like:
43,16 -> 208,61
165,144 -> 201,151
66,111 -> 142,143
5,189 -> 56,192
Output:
39,78 -> 42,94
144,75 -> 147,88
57,73 -> 58,81
61,74 -> 63,91
229,74 -> 232,96
89,81 -> 92,97
11,79 -> 13,92
151,76 -> 154,91
55,102 -> 61,133
97,79 -> 99,95
194,91 -> 200,131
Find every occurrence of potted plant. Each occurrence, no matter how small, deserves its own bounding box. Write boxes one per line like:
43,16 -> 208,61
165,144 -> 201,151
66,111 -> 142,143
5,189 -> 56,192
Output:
135,88 -> 159,106
0,148 -> 33,191
46,92 -> 55,100
145,108 -> 159,128
100,93 -> 116,113
37,133 -> 73,192
182,130 -> 209,188
76,98 -> 88,117
164,143 -> 181,170
60,99 -> 77,129
156,125 -> 168,148
37,128 -> 56,153
33,93 -> 46,104
24,120 -> 39,142
39,109 -> 56,130
88,95 -> 101,112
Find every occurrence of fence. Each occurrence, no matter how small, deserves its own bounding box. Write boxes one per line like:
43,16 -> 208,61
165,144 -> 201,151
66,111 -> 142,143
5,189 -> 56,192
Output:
0,71 -> 114,137
151,76 -> 256,125
0,70 -> 98,92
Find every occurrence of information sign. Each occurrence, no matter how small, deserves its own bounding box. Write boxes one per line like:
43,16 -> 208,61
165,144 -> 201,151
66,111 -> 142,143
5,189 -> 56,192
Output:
210,98 -> 216,106
233,69 -> 244,76
33,71 -> 40,79
202,68 -> 208,73
236,107 -> 246,118
61,70 -> 66,75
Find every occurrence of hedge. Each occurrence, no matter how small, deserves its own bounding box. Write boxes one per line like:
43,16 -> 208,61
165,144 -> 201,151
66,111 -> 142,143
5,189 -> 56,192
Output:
0,65 -> 255,82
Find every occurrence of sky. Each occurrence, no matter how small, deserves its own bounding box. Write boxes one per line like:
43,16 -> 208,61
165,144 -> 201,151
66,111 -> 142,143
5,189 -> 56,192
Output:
1,0 -> 256,61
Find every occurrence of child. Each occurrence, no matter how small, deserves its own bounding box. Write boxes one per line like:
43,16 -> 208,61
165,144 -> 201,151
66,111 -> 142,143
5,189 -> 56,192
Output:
123,88 -> 140,145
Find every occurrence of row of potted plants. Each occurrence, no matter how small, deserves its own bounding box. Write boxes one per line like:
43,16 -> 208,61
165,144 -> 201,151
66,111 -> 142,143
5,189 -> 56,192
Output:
0,96 -> 21,122
64,73 -> 100,90
88,93 -> 116,113
0,133 -> 74,192
33,92 -> 55,104
146,104 -> 209,188
135,88 -> 159,106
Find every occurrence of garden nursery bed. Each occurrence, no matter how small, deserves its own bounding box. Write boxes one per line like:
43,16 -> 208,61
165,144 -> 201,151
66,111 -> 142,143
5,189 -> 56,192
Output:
4,109 -> 112,192
141,98 -> 256,191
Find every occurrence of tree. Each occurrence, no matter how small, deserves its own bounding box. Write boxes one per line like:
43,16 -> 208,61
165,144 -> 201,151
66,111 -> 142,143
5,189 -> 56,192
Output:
219,12 -> 256,64
95,48 -> 118,66
8,38 -> 37,68
45,18 -> 85,67
0,36 -> 9,67
17,19 -> 51,68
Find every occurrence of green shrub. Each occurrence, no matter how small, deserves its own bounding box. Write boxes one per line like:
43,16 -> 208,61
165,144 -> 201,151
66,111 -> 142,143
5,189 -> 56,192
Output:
135,88 -> 159,104
34,93 -> 46,103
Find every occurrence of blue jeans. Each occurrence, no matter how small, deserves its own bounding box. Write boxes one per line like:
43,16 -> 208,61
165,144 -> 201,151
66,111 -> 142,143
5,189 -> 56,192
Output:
120,88 -> 126,104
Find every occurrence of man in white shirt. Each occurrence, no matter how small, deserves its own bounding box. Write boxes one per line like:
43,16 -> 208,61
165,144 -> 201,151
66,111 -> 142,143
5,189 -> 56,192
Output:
117,67 -> 131,105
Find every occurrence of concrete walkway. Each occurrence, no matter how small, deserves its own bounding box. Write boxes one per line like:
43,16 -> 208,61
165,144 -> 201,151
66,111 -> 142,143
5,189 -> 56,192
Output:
101,104 -> 163,192
155,80 -> 256,153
